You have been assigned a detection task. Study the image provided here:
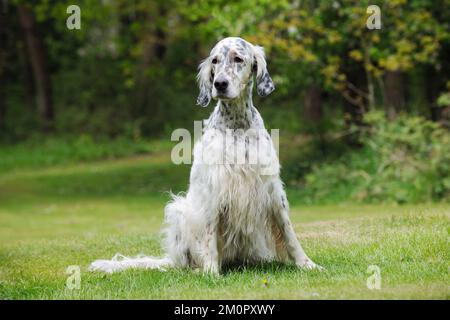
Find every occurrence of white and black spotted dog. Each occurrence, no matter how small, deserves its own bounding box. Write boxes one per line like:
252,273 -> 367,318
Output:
90,37 -> 322,274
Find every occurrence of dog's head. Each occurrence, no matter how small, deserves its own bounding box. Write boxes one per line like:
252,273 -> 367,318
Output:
197,37 -> 275,107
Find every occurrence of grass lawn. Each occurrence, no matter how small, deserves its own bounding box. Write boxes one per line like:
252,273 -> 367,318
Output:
0,148 -> 449,299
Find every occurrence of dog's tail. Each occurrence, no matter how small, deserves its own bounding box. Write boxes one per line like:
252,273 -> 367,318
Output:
88,253 -> 173,274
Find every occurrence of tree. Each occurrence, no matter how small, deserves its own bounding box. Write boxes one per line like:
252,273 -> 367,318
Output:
384,70 -> 405,119
249,0 -> 449,122
17,4 -> 54,131
342,0 -> 449,119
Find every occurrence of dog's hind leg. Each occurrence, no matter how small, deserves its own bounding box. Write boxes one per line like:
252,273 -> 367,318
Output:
166,193 -> 221,274
162,194 -> 195,268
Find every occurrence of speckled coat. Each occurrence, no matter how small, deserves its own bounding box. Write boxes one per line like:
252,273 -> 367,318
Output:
163,38 -> 321,273
89,37 -> 321,274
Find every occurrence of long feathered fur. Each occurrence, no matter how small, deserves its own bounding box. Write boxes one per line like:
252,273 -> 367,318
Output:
89,37 -> 320,274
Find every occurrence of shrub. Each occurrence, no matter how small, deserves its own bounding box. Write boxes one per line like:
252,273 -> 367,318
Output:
293,111 -> 450,204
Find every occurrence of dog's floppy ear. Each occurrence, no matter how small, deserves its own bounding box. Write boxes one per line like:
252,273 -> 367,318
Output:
196,58 -> 213,107
252,45 -> 275,97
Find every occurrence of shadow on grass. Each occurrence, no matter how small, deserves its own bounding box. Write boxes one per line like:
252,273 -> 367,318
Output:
221,260 -> 303,275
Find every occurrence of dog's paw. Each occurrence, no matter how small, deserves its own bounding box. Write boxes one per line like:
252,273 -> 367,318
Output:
296,259 -> 324,271
202,262 -> 220,276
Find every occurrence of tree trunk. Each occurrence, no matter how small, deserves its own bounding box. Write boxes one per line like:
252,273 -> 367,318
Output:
0,85 -> 4,133
424,66 -> 443,121
20,45 -> 36,113
0,9 -> 5,132
340,62 -> 368,147
341,63 -> 366,126
304,84 -> 325,152
304,85 -> 322,124
363,42 -> 374,111
134,4 -> 167,133
17,5 -> 54,131
154,13 -> 167,60
384,71 -> 405,120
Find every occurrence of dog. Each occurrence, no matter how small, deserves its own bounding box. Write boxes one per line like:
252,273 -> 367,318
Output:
89,37 -> 322,274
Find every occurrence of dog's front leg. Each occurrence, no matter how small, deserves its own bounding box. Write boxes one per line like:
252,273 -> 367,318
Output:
274,212 -> 320,269
200,220 -> 220,275
272,190 -> 323,270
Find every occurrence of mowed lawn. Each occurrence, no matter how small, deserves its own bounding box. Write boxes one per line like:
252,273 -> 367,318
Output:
0,150 -> 449,299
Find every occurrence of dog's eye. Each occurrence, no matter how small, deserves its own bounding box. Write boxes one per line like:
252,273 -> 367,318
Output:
234,57 -> 243,63
212,58 -> 218,64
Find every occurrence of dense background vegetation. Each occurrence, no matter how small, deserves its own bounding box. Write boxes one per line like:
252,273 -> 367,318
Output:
1,0 -> 449,203
1,1 -> 449,300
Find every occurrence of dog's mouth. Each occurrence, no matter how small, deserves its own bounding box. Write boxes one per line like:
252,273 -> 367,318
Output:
216,93 -> 230,99
214,91 -> 238,101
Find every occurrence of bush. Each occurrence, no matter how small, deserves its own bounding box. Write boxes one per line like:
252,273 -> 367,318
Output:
292,111 -> 450,204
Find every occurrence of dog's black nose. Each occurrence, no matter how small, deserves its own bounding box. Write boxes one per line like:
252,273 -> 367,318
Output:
214,80 -> 228,91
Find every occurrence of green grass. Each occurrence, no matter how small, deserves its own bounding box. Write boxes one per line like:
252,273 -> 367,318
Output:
0,136 -> 173,174
0,146 -> 449,299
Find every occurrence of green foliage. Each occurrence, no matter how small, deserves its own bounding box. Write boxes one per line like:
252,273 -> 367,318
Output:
292,111 -> 450,204
249,0 -> 450,108
2,0 -> 450,205
3,0 -> 449,140
437,92 -> 450,107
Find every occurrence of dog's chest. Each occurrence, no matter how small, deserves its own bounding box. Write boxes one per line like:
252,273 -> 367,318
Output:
193,128 -> 278,235
197,125 -> 279,176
